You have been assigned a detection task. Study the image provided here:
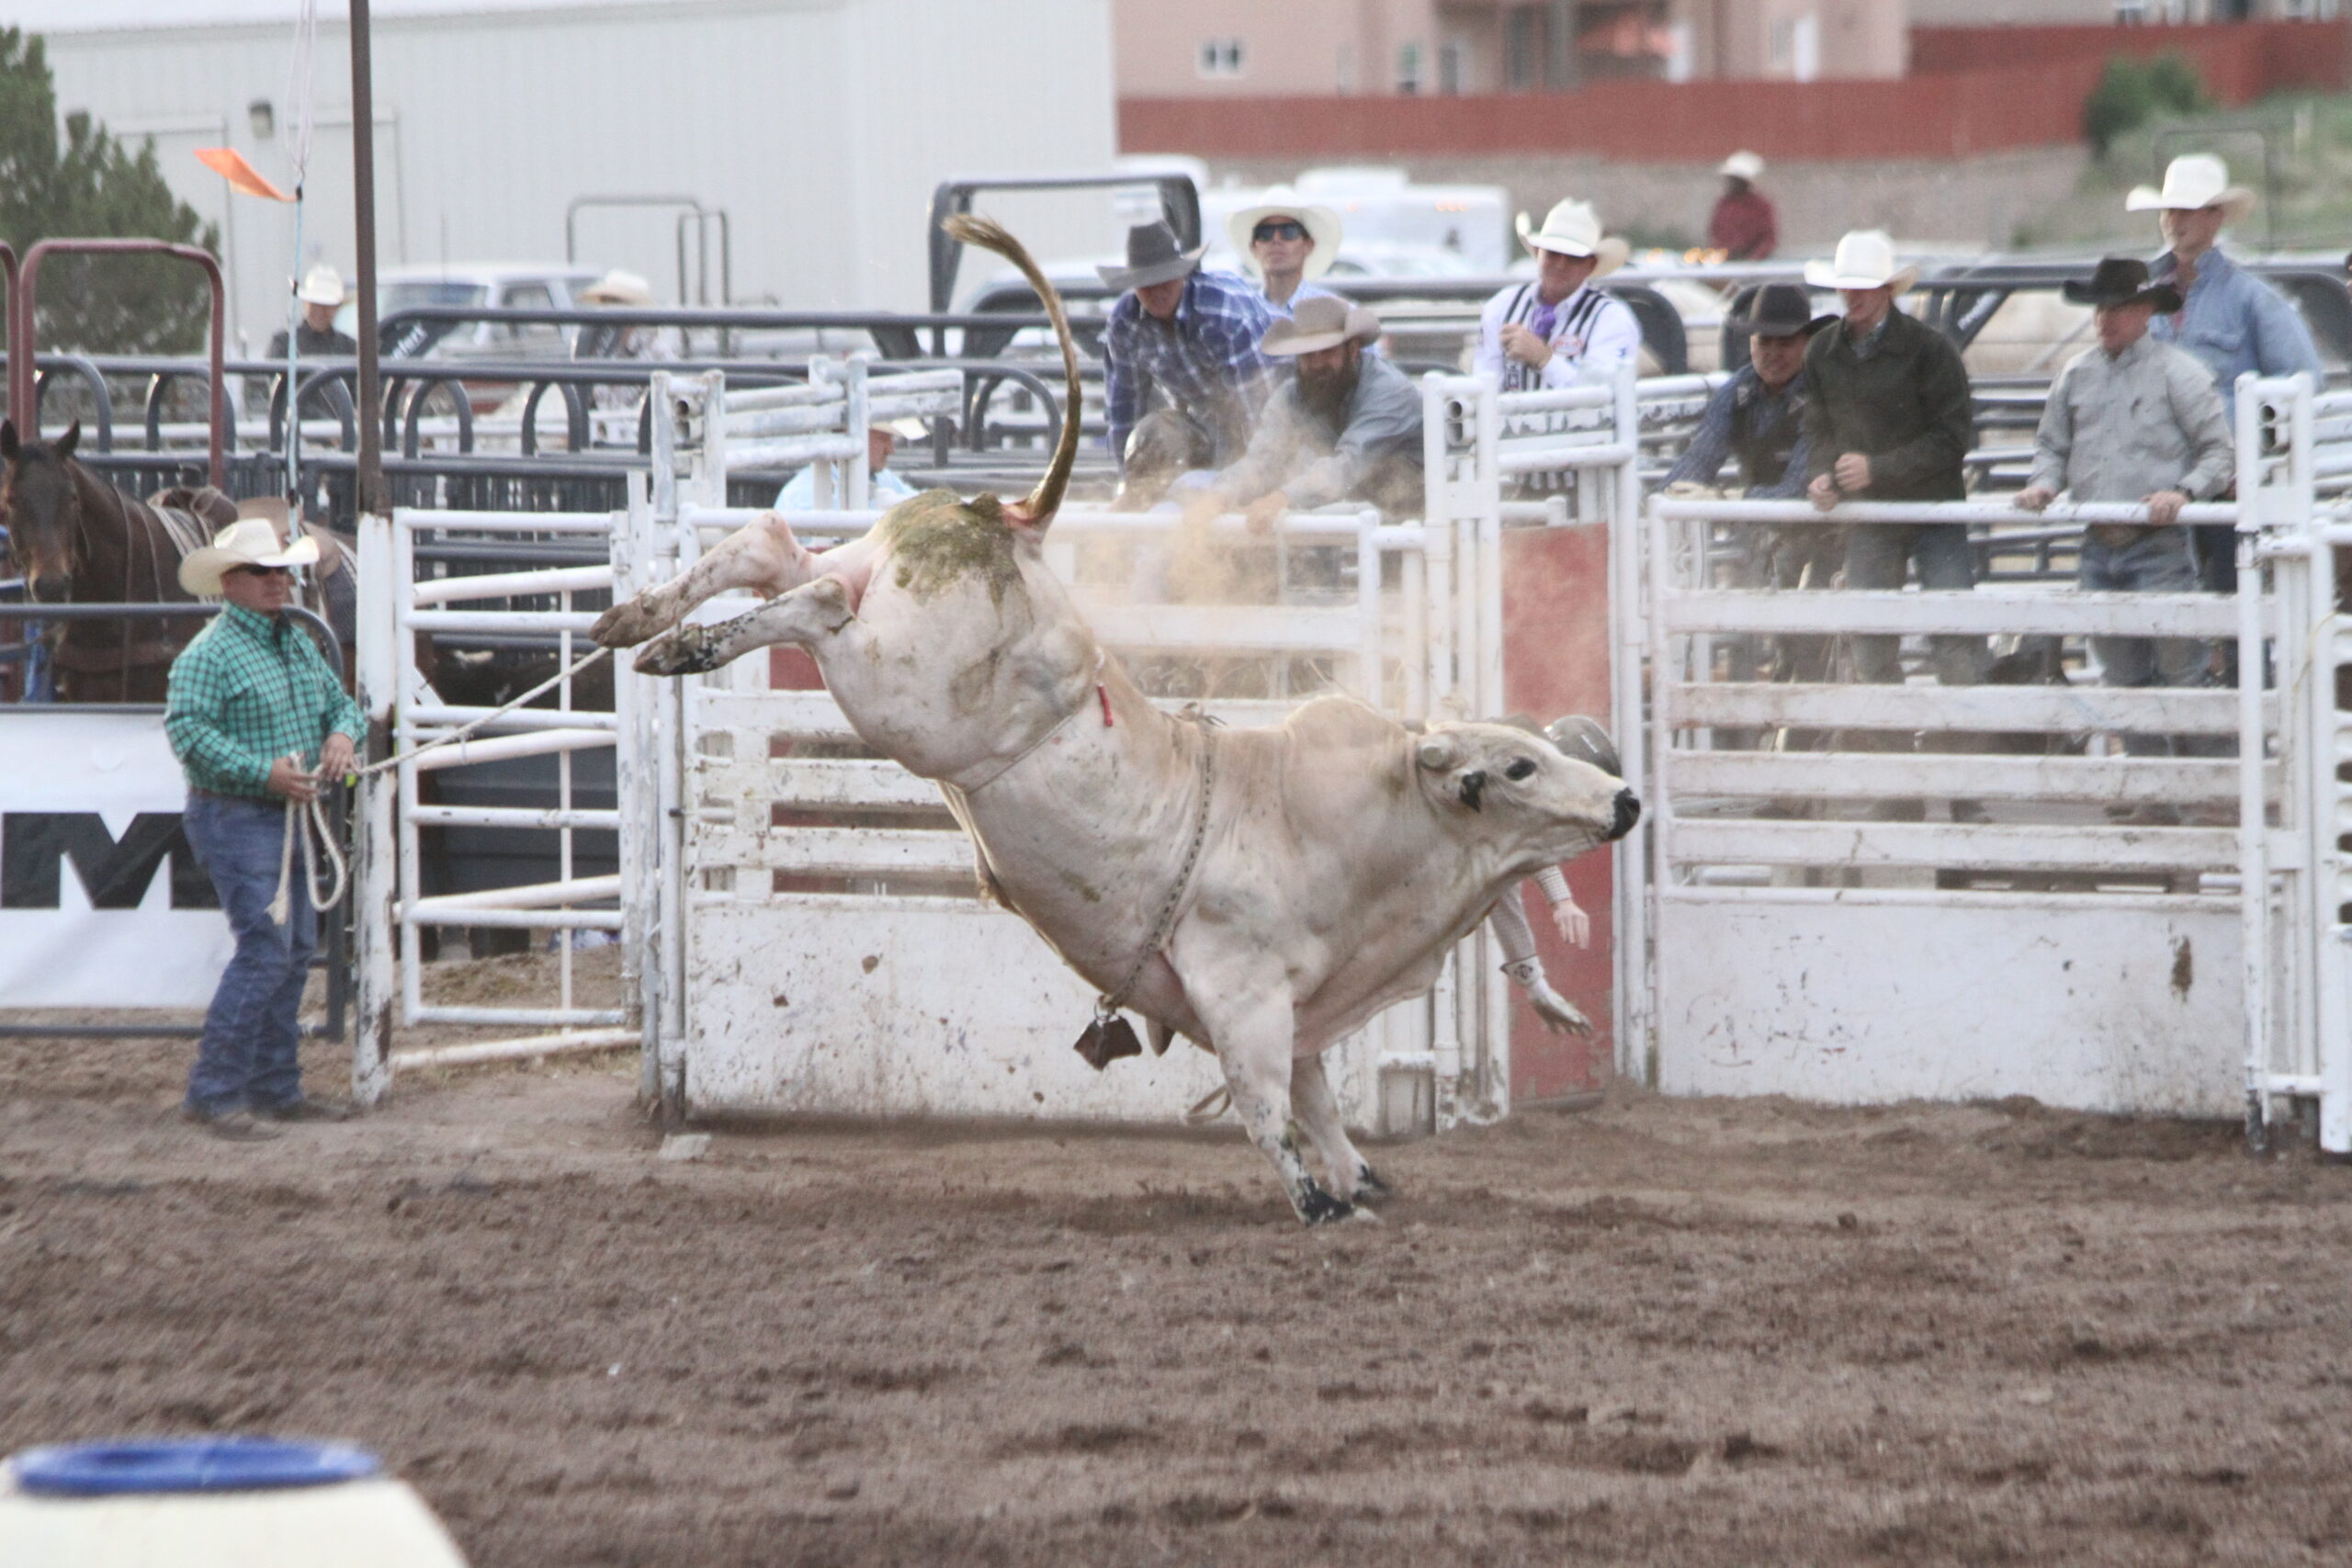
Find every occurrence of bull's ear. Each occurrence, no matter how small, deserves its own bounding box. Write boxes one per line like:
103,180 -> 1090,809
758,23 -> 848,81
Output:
1417,735 -> 1462,773
57,420 -> 80,458
0,420 -> 17,461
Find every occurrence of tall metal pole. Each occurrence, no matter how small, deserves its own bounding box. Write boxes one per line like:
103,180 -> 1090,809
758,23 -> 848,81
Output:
348,0 -> 394,1106
349,0 -> 385,518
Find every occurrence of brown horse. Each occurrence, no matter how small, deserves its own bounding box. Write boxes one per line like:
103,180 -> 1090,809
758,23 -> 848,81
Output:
0,419 -> 211,702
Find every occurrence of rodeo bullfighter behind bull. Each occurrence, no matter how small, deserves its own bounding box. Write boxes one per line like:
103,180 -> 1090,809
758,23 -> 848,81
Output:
594,216 -> 1639,1225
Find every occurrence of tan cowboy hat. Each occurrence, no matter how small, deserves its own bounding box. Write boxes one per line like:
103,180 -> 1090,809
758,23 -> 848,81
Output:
1226,187 -> 1345,283
1718,150 -> 1765,183
1261,296 -> 1381,357
177,517 -> 320,597
578,268 -> 655,306
1803,230 -> 1918,295
295,264 -> 345,309
2126,152 -> 2257,223
1514,199 -> 1630,278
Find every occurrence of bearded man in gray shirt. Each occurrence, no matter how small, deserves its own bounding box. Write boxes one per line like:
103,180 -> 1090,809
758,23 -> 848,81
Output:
2016,258 -> 2233,790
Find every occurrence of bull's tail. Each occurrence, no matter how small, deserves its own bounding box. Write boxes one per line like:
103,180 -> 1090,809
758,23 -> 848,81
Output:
942,213 -> 1079,530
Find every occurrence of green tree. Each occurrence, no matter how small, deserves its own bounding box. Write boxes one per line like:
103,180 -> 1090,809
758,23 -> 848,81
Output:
0,27 -> 219,359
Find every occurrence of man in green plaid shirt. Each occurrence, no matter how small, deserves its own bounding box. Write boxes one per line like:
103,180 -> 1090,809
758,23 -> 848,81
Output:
165,519 -> 364,1141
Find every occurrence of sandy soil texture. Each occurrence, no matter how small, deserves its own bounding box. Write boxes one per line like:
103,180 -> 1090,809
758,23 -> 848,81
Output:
5,998 -> 2351,1568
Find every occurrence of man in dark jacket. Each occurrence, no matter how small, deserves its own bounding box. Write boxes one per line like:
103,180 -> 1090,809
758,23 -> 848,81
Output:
1800,231 -> 1984,819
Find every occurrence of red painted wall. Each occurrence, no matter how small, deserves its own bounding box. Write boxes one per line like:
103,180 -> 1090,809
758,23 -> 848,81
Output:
1500,522 -> 1616,1103
1119,21 -> 2348,164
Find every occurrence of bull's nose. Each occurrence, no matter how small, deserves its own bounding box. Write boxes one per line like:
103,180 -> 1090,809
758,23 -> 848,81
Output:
1608,787 -> 1642,841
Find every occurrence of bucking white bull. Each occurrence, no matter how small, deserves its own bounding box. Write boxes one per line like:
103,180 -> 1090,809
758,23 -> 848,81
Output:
594,217 -> 1639,1224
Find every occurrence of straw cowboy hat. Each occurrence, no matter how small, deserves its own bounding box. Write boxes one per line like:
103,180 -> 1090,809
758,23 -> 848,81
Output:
1514,199 -> 1630,277
1096,222 -> 1206,292
1718,150 -> 1766,183
2062,255 -> 2184,314
579,269 -> 655,306
1226,187 -> 1344,282
177,517 -> 321,597
1260,295 -> 1382,357
2126,152 -> 2256,223
295,264 -> 345,309
1804,230 -> 1918,295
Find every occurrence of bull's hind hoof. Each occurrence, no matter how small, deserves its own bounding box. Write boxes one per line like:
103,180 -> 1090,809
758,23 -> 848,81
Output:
1353,1165 -> 1396,1203
1293,1181 -> 1354,1226
635,625 -> 725,676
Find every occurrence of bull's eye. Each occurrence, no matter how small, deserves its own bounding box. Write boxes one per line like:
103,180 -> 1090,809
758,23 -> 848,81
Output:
1504,758 -> 1536,782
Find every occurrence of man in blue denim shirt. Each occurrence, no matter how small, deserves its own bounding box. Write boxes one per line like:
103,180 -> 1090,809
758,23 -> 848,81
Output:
2135,154 -> 2323,592
165,520 -> 364,1141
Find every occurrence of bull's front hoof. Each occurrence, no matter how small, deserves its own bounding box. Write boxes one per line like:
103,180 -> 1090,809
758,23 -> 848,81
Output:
1292,1180 -> 1354,1227
634,624 -> 726,677
592,601 -> 658,649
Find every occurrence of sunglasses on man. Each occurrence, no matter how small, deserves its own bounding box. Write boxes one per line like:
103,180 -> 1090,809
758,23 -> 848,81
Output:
229,565 -> 295,579
1251,220 -> 1307,243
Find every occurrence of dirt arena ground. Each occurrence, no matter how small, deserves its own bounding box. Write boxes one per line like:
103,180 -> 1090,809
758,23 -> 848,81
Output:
6,964 -> 2352,1566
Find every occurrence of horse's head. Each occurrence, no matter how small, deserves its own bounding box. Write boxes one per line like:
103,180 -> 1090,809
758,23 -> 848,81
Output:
1,419 -> 84,604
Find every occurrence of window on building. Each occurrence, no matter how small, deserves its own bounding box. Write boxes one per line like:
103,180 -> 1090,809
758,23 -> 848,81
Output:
1396,40 -> 1424,94
1439,38 -> 1467,94
1769,11 -> 1819,82
1197,38 -> 1245,79
1505,6 -> 1540,90
1337,42 -> 1355,93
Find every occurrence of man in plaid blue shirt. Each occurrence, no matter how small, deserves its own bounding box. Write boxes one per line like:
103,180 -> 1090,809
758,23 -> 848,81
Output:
165,519 -> 364,1141
1100,222 -> 1277,498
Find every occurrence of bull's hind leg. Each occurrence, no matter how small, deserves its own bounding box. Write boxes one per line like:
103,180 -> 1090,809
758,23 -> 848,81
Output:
1190,973 -> 1351,1226
1291,1054 -> 1389,1206
594,513 -> 824,649
633,574 -> 856,676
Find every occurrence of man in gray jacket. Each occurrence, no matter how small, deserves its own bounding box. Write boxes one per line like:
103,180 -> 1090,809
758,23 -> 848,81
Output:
2016,257 -> 2233,795
1202,297 -> 1423,525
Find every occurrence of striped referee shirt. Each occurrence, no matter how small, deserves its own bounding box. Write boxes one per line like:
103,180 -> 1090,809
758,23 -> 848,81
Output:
1474,281 -> 1641,393
165,605 -> 365,798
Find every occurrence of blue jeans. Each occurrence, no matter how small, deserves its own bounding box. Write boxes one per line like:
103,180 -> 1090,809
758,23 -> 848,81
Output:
1844,521 -> 1987,688
183,791 -> 316,1115
2079,526 -> 2212,758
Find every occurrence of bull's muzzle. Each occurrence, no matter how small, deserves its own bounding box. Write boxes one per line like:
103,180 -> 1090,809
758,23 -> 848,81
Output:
1458,770 -> 1486,811
1608,787 -> 1642,841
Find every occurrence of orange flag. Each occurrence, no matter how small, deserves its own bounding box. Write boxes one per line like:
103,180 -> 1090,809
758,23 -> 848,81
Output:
195,147 -> 293,203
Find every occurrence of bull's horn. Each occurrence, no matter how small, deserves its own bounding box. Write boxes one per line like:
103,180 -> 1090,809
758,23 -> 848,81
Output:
1417,736 -> 1461,772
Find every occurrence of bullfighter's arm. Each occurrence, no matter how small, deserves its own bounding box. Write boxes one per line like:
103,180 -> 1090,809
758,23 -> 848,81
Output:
1487,887 -> 1591,1036
1532,863 -> 1589,948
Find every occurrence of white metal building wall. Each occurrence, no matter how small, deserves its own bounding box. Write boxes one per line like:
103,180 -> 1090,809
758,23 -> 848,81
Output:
34,0 -> 1115,351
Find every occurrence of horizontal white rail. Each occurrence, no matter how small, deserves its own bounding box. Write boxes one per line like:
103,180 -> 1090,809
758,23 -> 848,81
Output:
405,705 -> 618,733
1664,589 -> 2244,638
411,564 -> 614,605
705,688 -> 1302,739
1664,680 -> 2259,735
721,382 -> 842,413
725,402 -> 849,440
1059,598 -> 1367,654
410,1005 -> 627,1027
401,609 -> 605,635
1497,385 -> 1616,415
1499,440 -> 1636,473
697,826 -> 973,876
409,728 -> 616,772
1668,750 -> 2256,804
1668,818 -> 2235,872
703,756 -> 941,811
1657,498 -> 2238,526
390,1027 -> 639,1070
398,906 -> 624,931
728,434 -> 864,468
408,874 -> 622,911
407,803 -> 623,830
395,510 -> 614,534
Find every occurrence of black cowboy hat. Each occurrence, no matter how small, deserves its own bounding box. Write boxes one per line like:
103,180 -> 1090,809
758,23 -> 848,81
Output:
1096,222 -> 1206,293
1727,283 -> 1836,340
2062,256 -> 2183,313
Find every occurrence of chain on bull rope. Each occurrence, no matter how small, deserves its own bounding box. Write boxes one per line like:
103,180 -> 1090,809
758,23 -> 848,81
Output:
272,642 -> 614,920
1097,711 -> 1217,1021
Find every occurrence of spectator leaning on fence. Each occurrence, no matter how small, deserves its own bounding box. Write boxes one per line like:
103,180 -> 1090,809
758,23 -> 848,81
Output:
2014,258 -> 2233,802
1476,199 -> 1639,393
1193,297 -> 1424,528
1100,221 -> 1279,506
1800,230 -> 1985,821
1707,151 -> 1778,263
165,522 -> 366,1143
2134,153 -> 2322,594
773,418 -> 922,512
1227,189 -> 1350,318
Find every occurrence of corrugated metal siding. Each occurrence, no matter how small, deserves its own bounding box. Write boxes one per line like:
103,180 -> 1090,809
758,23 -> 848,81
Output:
40,0 -> 1114,351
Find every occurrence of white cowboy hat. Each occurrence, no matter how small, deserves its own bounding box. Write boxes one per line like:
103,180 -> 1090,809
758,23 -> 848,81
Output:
1260,296 -> 1382,357
872,416 -> 929,441
2125,152 -> 2256,222
178,517 -> 320,597
295,264 -> 345,309
579,269 -> 655,306
1514,199 -> 1630,278
1803,230 -> 1918,295
1226,188 -> 1345,283
1719,150 -> 1765,182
